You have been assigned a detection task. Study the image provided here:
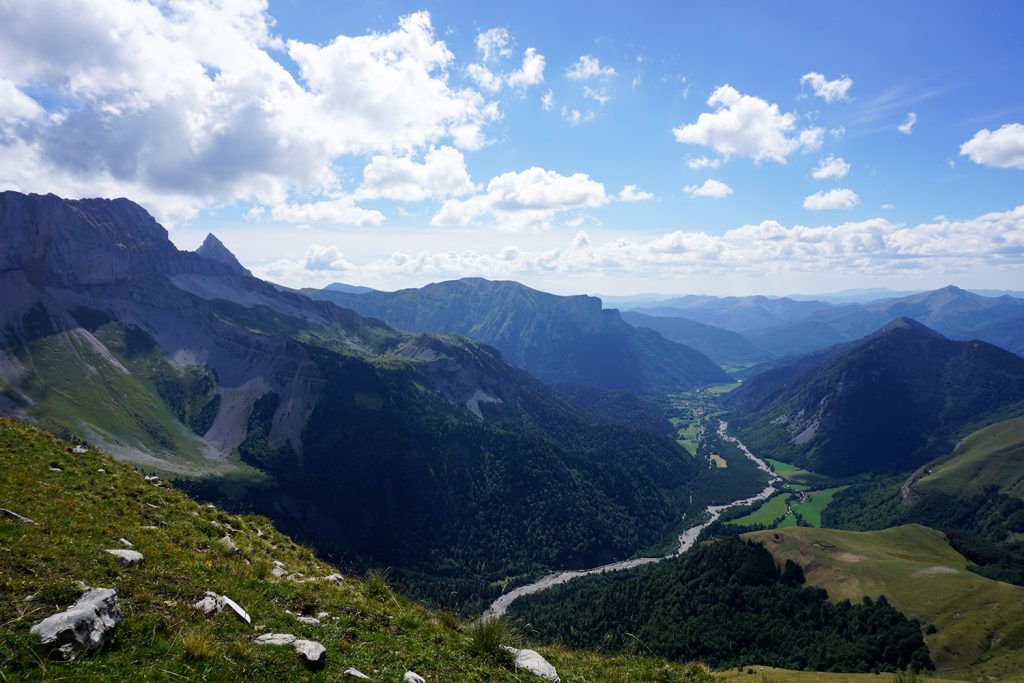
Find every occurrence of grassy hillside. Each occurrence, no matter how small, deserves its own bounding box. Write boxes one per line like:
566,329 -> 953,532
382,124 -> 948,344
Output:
745,525 -> 1024,681
915,416 -> 1024,499
0,418 -> 719,682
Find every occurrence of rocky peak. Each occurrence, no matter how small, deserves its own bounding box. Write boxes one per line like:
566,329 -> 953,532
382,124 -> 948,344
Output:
0,191 -> 240,287
196,233 -> 251,276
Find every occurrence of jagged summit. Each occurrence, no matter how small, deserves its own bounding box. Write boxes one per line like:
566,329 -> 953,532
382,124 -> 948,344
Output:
195,233 -> 251,276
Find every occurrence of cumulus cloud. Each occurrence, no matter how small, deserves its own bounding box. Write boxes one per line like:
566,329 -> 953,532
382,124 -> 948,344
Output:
583,86 -> 612,105
812,155 -> 851,180
270,196 -> 385,226
687,156 -> 721,169
356,146 -> 476,201
960,123 -> 1024,169
898,112 -> 917,135
566,55 -> 615,80
618,184 -> 654,202
561,107 -> 595,127
476,27 -> 512,62
673,85 -> 823,164
800,72 -> 853,103
684,179 -> 733,198
304,244 -> 355,271
431,166 -> 609,230
466,46 -> 545,93
803,188 -> 860,210
0,4 -> 499,224
257,205 -> 1024,285
541,90 -> 554,112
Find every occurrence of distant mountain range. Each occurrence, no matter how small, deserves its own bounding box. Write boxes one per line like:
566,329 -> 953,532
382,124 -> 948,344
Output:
304,278 -> 731,395
623,285 -> 1024,363
0,191 -> 703,608
725,318 -> 1024,476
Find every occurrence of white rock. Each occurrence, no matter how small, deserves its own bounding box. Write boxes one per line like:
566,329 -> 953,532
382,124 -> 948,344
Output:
0,508 -> 35,524
219,595 -> 251,624
294,639 -> 326,664
403,672 -> 426,683
255,633 -> 296,646
501,647 -> 560,682
194,592 -> 251,624
30,588 -> 122,660
294,615 -> 320,627
117,538 -> 133,548
316,611 -> 329,619
104,549 -> 144,567
219,534 -> 237,551
72,445 -> 89,454
323,573 -> 345,585
97,468 -> 105,473
145,503 -> 159,509
344,667 -> 371,679
48,467 -> 62,472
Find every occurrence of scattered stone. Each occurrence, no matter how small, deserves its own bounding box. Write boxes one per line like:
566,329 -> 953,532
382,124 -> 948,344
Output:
48,467 -> 63,472
0,508 -> 35,524
71,444 -> 89,454
403,672 -> 426,683
117,538 -> 133,548
219,534 -> 237,551
294,615 -> 320,627
501,647 -> 560,682
193,592 -> 251,624
271,560 -> 288,578
140,525 -> 158,530
145,503 -> 159,509
294,639 -> 326,665
97,468 -> 105,473
323,573 -> 345,586
144,475 -> 160,483
30,588 -> 122,660
316,611 -> 329,619
104,549 -> 144,567
344,667 -> 371,679
204,504 -> 216,509
255,633 -> 296,646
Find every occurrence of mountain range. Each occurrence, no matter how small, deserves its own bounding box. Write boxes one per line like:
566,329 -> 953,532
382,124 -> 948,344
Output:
304,278 -> 731,395
725,317 -> 1024,476
0,191 -> 702,608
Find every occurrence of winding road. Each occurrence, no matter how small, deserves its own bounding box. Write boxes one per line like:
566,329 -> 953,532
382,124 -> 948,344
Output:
482,420 -> 781,620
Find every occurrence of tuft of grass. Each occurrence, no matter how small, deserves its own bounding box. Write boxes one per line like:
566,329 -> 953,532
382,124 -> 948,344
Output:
182,629 -> 214,660
467,616 -> 517,664
891,672 -> 922,683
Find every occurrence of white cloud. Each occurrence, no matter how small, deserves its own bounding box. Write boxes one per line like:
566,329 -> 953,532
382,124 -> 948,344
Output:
356,146 -> 476,201
0,5 -> 498,224
476,27 -> 512,62
812,155 -> 850,180
431,166 -> 609,230
270,196 -> 385,226
798,127 -> 825,152
618,184 -> 654,202
0,78 -> 43,121
830,125 -> 846,139
898,112 -> 917,135
467,46 -> 546,93
304,244 -> 355,271
803,188 -> 860,210
673,85 -> 822,163
684,179 -> 732,198
566,55 -> 615,80
960,123 -> 1024,169
583,86 -> 612,105
800,72 -> 853,103
258,205 -> 1024,285
561,107 -> 595,127
541,89 -> 554,112
881,203 -> 895,209
687,156 -> 721,169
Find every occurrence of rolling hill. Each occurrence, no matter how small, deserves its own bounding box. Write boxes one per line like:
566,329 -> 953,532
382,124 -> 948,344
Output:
725,318 -> 1024,476
745,524 -> 1024,680
304,278 -> 731,395
913,416 -> 1024,499
0,191 -> 704,609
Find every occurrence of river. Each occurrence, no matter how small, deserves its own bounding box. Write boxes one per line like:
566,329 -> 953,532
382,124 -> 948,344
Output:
482,420 -> 781,620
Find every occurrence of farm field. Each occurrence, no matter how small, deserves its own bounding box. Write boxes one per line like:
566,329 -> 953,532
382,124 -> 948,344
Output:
728,492 -> 791,527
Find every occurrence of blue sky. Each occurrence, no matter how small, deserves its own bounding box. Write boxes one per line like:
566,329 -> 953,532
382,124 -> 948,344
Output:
1,1 -> 1022,295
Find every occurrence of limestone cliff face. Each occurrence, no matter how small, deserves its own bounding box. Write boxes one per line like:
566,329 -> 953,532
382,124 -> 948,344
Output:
0,191 -> 238,286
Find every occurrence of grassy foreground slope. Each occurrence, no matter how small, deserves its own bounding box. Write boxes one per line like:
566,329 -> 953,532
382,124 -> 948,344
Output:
745,525 -> 1024,681
914,416 -> 1024,499
0,419 -> 715,682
